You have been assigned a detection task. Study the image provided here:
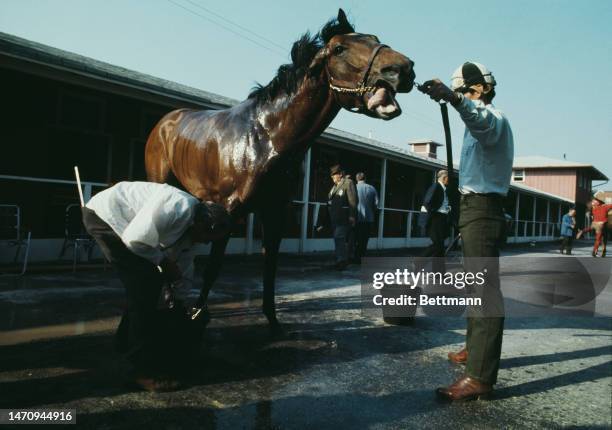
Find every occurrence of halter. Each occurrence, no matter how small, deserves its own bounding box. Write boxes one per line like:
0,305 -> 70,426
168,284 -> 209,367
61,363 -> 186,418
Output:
327,44 -> 389,96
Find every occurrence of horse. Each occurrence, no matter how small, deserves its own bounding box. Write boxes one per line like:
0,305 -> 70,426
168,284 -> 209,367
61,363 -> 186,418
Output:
144,9 -> 415,335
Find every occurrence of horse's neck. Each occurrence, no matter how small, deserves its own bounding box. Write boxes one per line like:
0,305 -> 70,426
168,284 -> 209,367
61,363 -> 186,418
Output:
258,76 -> 340,156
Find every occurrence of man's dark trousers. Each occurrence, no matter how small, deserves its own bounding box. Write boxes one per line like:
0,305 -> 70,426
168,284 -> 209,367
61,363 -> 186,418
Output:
422,212 -> 449,273
459,194 -> 506,385
354,222 -> 372,263
560,236 -> 573,254
82,207 -> 164,374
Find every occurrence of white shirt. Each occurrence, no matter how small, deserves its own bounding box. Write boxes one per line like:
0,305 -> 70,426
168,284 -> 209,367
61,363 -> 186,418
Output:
86,181 -> 199,265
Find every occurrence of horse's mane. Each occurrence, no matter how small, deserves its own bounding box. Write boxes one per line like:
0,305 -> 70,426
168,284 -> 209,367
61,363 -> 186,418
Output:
248,16 -> 355,103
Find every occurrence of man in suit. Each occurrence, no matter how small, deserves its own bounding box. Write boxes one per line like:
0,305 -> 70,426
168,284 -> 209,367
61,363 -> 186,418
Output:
328,164 -> 358,270
421,170 -> 451,273
560,207 -> 576,255
420,61 -> 513,401
354,172 -> 379,264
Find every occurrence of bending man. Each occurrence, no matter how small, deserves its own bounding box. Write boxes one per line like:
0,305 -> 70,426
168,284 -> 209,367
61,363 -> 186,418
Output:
82,181 -> 230,391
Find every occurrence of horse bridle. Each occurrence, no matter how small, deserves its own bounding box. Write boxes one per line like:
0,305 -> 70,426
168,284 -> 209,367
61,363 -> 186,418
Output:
327,43 -> 389,104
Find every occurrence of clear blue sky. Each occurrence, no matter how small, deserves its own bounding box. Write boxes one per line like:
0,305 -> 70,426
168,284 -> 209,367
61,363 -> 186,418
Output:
2,0 -> 611,184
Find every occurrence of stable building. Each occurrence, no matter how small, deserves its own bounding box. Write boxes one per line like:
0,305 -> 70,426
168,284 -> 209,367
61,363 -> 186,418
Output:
0,32 -> 584,263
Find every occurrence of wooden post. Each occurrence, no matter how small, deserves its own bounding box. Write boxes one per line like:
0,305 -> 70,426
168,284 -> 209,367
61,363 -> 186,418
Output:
532,197 -> 537,237
299,148 -> 311,254
377,158 -> 387,249
514,192 -> 520,242
546,200 -> 551,238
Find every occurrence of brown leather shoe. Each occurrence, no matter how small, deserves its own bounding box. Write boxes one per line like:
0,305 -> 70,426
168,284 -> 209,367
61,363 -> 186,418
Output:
448,347 -> 468,364
436,376 -> 492,401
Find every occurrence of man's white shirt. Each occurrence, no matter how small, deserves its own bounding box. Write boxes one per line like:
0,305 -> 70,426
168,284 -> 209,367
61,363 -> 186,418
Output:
86,181 -> 199,265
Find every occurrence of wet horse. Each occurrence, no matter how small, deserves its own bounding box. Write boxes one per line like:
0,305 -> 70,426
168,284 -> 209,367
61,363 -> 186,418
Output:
145,9 -> 416,335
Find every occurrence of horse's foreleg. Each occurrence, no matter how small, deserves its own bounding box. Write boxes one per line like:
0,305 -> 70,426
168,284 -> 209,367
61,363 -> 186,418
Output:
261,206 -> 285,336
196,235 -> 230,313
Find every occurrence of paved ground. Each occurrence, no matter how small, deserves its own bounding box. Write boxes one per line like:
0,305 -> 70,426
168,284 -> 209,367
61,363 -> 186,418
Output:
0,242 -> 611,429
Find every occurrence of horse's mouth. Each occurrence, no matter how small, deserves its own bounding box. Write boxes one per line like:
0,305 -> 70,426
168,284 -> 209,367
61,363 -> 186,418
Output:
364,81 -> 402,120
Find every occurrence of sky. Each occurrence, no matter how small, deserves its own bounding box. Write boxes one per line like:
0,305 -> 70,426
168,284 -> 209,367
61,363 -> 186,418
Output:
1,0 -> 611,184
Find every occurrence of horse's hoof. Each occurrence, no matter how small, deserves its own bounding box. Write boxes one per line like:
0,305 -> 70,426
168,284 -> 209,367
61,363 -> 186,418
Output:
191,306 -> 211,327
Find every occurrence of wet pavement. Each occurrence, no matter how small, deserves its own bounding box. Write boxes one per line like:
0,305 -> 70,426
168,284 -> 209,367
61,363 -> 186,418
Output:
0,243 -> 611,429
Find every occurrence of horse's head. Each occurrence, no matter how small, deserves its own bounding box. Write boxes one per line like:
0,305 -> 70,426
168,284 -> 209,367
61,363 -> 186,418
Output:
312,9 -> 415,120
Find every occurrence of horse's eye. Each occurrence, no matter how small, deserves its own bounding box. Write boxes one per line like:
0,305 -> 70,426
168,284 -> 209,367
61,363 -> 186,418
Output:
333,45 -> 346,56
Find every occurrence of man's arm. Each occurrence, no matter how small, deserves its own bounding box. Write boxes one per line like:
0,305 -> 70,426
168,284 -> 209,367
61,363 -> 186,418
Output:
347,180 -> 358,224
121,203 -> 166,265
453,95 -> 503,144
373,186 -> 380,209
423,183 -> 438,213
561,215 -> 571,229
121,191 -> 194,266
418,79 -> 502,144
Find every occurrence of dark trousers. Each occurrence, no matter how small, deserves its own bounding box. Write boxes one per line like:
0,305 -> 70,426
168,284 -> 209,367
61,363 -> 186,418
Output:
354,222 -> 373,263
560,236 -> 573,254
82,207 -> 167,374
422,212 -> 449,273
332,224 -> 350,263
459,194 -> 506,385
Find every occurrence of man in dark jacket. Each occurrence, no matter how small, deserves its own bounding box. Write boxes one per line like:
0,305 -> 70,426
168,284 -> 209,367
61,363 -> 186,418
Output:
328,164 -> 358,270
421,170 -> 451,272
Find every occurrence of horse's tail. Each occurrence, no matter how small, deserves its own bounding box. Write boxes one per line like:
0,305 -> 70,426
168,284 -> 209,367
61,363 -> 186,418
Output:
144,109 -> 189,184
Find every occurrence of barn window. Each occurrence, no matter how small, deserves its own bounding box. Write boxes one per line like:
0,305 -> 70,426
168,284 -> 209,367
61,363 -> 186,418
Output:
512,169 -> 525,182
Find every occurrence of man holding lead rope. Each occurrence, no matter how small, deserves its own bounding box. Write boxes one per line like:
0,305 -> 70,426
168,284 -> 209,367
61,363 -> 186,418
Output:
419,61 -> 514,401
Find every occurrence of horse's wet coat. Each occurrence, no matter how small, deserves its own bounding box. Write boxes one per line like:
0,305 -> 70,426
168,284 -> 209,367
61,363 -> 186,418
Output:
144,9 -> 415,330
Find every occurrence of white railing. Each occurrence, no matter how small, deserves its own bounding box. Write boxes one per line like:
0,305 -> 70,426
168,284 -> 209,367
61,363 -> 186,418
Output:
0,174 -> 573,259
0,175 -> 107,203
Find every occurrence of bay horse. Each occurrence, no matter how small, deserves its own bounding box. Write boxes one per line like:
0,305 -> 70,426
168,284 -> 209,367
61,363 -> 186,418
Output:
145,9 -> 415,335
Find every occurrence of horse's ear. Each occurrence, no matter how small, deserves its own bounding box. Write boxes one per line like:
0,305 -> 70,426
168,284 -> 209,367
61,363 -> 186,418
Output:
337,9 -> 349,27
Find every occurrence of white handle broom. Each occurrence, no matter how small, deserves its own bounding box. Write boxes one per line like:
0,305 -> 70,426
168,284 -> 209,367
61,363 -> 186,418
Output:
74,166 -> 85,207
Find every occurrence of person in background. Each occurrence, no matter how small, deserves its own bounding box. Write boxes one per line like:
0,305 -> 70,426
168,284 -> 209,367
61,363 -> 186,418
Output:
421,170 -> 451,273
419,61 -> 513,401
327,165 -> 358,270
576,191 -> 612,257
82,181 -> 231,392
560,207 -> 576,255
353,172 -> 379,264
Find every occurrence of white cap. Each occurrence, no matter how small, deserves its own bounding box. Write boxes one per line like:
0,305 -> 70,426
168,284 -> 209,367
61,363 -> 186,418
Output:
450,61 -> 496,91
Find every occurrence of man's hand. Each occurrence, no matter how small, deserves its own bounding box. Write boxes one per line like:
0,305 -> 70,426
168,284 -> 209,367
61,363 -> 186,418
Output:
418,79 -> 461,105
159,258 -> 182,282
349,216 -> 356,227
